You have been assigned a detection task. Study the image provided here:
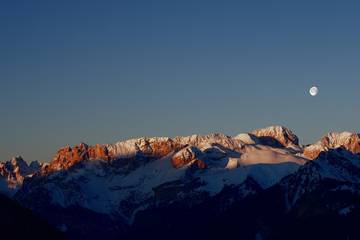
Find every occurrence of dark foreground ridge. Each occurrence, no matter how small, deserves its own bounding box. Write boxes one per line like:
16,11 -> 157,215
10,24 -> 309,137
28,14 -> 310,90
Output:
0,193 -> 65,239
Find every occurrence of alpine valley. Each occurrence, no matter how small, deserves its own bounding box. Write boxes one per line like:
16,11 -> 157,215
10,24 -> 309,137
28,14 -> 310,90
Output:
2,126 -> 360,240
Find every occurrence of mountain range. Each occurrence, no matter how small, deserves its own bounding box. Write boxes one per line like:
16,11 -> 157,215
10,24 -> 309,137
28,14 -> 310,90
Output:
1,125 -> 360,240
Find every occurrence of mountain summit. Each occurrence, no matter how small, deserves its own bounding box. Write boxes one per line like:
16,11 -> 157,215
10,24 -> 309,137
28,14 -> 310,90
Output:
303,132 -> 360,159
251,125 -> 300,148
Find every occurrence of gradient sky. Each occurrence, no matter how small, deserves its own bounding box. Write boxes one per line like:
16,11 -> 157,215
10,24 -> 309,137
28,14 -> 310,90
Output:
1,0 -> 360,162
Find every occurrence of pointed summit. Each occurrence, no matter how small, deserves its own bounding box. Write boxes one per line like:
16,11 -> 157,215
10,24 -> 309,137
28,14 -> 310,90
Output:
251,125 -> 299,148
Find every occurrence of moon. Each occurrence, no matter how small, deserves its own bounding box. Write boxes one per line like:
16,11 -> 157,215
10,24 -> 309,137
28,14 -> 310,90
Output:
309,86 -> 319,96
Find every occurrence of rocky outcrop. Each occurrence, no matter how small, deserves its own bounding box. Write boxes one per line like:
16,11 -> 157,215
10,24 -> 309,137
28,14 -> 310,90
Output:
303,132 -> 360,159
46,138 -> 184,172
251,125 -> 299,148
106,137 -> 183,159
88,144 -> 111,160
0,156 -> 41,195
171,146 -> 206,169
47,143 -> 111,171
132,137 -> 183,158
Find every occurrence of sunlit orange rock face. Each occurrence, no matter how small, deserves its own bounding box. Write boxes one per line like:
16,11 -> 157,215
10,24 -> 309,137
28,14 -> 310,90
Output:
46,138 -> 184,172
303,132 -> 360,160
88,144 -> 111,160
196,159 -> 206,169
47,143 -> 111,171
171,146 -> 206,169
302,148 -> 321,160
135,138 -> 183,158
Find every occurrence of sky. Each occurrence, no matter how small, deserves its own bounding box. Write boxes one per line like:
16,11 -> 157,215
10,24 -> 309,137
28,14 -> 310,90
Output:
1,0 -> 360,162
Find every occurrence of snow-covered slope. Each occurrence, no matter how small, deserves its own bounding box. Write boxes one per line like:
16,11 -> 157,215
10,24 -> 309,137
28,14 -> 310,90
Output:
234,133 -> 260,145
281,147 -> 360,208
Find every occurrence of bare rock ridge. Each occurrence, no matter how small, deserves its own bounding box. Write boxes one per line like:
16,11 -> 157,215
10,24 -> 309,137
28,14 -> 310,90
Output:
303,132 -> 360,159
0,156 -> 41,195
46,143 -> 111,172
170,146 -> 206,169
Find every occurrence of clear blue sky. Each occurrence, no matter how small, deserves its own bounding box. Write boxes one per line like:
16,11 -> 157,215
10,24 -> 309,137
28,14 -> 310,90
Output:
1,0 -> 360,162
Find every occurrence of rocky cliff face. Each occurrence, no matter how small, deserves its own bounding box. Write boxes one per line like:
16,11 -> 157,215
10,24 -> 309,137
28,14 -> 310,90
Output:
0,156 -> 41,195
303,132 -> 360,159
170,146 -> 206,169
45,143 -> 111,172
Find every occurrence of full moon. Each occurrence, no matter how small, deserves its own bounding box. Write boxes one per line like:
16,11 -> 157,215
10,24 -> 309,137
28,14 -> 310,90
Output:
309,86 -> 319,96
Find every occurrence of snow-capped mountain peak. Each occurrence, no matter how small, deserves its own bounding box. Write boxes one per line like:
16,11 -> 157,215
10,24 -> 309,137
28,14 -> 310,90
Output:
251,125 -> 300,148
303,131 -> 360,159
